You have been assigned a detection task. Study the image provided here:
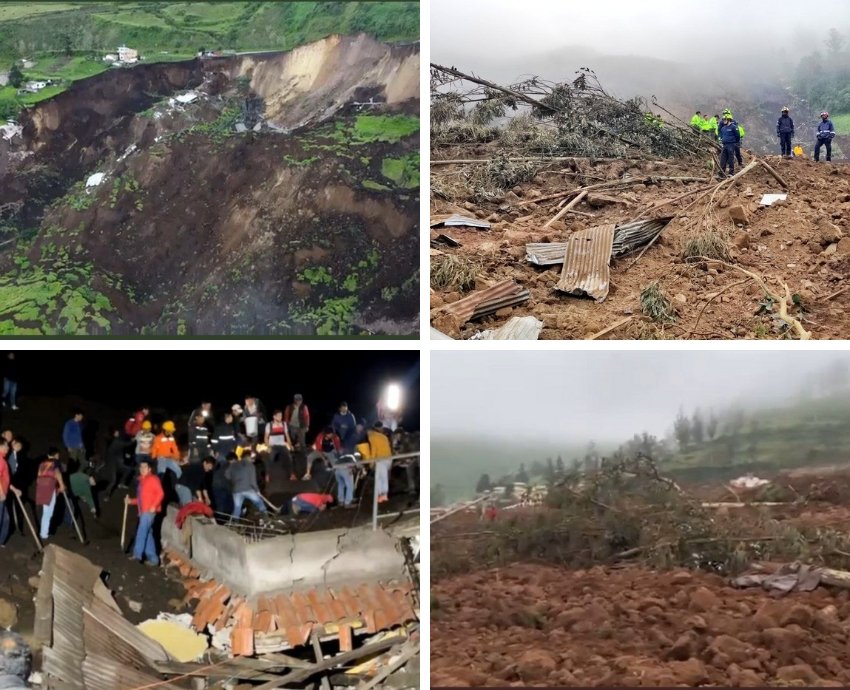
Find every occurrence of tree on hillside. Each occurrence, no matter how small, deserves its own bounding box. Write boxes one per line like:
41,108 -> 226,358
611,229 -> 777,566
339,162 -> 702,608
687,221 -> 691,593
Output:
674,407 -> 691,449
530,459 -> 546,478
516,463 -> 529,483
8,64 -> 23,89
827,28 -> 845,54
726,407 -> 746,437
583,441 -> 599,471
545,457 -> 556,485
555,455 -> 565,476
691,409 -> 705,445
59,32 -> 74,57
748,419 -> 761,459
707,411 -> 719,440
475,473 -> 492,493
431,484 -> 446,508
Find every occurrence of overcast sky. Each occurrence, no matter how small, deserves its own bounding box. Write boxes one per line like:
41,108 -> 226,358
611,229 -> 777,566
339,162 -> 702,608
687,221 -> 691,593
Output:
431,0 -> 850,95
432,351 -> 850,443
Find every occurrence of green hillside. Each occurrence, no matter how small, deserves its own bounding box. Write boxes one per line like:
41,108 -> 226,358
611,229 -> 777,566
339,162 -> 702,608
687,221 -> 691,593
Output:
0,2 -> 418,61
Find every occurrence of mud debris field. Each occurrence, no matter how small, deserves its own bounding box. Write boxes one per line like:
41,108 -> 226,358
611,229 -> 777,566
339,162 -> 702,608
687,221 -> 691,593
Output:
432,562 -> 850,687
430,154 -> 850,340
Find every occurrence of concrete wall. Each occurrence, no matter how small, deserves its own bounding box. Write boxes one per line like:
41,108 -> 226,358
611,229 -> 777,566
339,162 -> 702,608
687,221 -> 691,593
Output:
161,506 -> 407,596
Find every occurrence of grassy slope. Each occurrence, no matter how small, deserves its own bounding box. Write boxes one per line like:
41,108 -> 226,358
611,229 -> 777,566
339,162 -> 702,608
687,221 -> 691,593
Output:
830,113 -> 850,132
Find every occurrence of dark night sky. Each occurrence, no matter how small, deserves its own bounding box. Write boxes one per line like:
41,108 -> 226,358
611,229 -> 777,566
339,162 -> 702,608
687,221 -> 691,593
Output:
0,350 -> 420,436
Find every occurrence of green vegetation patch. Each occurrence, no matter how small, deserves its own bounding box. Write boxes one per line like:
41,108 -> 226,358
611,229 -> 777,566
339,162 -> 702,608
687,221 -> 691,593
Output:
380,152 -> 419,188
352,114 -> 419,143
362,180 -> 391,191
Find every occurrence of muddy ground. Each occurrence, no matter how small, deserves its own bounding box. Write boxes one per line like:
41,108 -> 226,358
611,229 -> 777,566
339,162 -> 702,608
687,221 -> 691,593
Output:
431,561 -> 850,687
430,153 -> 850,340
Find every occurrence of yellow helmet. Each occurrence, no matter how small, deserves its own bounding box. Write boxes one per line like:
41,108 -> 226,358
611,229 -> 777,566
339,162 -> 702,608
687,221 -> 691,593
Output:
142,420 -> 152,431
162,420 -> 176,433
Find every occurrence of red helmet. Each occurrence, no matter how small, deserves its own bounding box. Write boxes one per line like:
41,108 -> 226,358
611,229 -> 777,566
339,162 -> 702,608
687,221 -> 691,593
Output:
821,111 -> 830,118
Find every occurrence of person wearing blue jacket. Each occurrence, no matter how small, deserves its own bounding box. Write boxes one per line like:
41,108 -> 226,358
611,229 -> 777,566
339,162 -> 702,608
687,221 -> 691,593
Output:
815,111 -> 836,162
717,114 -> 741,177
63,410 -> 86,469
777,107 -> 794,158
332,402 -> 358,453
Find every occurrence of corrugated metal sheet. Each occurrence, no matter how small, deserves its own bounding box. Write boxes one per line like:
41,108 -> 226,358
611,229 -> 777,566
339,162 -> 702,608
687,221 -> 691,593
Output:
430,214 -> 491,229
37,545 -> 172,690
477,316 -> 544,340
611,217 -> 671,257
527,218 -> 672,266
82,655 -> 169,690
438,280 -> 530,323
556,223 -> 616,302
526,242 -> 568,266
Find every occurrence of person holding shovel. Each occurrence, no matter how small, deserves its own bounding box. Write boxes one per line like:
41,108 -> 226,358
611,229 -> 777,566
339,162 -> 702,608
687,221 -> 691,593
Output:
125,458 -> 164,567
35,448 -> 65,541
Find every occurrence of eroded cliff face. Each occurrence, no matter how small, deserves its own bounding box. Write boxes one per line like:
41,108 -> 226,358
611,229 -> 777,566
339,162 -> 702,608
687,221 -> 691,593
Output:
0,34 -> 420,336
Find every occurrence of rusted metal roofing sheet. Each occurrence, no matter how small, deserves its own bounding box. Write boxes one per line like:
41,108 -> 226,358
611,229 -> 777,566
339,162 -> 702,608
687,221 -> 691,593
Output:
556,223 -> 616,302
477,316 -> 544,340
527,218 -> 672,266
436,280 -> 530,323
430,214 -> 491,230
82,655 -> 168,690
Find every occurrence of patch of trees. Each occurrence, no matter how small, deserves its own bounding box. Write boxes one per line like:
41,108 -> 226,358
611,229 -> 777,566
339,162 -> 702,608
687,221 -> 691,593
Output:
794,28 -> 850,113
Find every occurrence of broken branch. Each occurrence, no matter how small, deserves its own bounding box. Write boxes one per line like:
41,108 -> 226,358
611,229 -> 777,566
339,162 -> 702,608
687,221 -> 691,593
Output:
544,190 -> 587,227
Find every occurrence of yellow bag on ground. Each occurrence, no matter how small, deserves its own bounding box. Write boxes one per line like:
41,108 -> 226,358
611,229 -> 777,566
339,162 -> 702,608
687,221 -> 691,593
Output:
793,145 -> 804,157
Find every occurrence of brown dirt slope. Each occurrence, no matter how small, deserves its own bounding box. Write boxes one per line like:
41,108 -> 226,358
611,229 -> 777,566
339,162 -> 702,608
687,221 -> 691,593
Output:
430,155 -> 850,340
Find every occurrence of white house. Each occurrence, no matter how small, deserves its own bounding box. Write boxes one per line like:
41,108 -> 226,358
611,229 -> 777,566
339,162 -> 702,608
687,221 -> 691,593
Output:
117,45 -> 138,63
103,53 -> 117,62
22,81 -> 47,93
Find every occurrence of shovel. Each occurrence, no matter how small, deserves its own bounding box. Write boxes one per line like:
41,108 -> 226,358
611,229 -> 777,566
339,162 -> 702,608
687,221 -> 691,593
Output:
12,491 -> 42,552
61,492 -> 86,544
120,500 -> 129,551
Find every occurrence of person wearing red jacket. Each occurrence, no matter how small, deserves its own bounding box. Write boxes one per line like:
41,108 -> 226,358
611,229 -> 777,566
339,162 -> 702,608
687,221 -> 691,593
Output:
291,492 -> 333,515
124,407 -> 149,439
125,459 -> 164,566
0,439 -> 21,546
284,395 -> 310,451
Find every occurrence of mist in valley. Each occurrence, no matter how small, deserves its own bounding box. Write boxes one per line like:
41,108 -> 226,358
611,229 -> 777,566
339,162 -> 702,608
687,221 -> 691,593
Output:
431,351 -> 850,501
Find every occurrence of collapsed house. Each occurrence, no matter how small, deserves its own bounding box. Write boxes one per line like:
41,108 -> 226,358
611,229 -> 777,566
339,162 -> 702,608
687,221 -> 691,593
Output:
33,507 -> 420,689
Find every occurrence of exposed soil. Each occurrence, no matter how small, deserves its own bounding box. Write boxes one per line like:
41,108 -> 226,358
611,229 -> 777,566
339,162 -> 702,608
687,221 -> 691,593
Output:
430,153 -> 850,340
0,33 -> 420,335
431,562 -> 850,687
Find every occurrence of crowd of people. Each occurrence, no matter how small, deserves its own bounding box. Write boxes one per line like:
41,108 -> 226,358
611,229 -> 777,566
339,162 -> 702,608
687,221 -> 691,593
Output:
690,106 -> 837,176
0,393 -> 419,569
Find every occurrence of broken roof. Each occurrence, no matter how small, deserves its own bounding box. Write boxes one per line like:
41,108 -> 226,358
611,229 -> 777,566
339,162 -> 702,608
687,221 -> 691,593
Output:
556,223 -> 616,302
430,213 -> 491,230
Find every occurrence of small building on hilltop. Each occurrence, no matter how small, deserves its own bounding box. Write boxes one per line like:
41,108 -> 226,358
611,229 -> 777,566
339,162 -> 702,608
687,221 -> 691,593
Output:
117,45 -> 138,63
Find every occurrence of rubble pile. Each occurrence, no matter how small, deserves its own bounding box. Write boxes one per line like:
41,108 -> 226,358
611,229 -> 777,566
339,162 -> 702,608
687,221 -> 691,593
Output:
430,66 -> 850,340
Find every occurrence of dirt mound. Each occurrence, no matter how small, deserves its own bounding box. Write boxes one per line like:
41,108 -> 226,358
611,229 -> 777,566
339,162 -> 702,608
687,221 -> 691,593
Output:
431,562 -> 850,687
430,154 -> 850,339
0,34 -> 419,335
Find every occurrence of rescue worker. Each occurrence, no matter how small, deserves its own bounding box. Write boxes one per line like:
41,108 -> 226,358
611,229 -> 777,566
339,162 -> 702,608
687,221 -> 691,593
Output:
0,439 -> 21,547
724,109 -> 746,166
708,114 -> 719,138
364,421 -> 393,504
290,492 -> 333,515
264,410 -> 293,479
283,394 -> 310,451
63,410 -> 86,469
125,458 -> 164,567
151,420 -> 182,478
225,449 -> 267,519
188,402 -> 213,435
718,112 -> 741,177
690,110 -> 705,131
188,413 -> 211,463
815,111 -> 835,162
777,106 -> 794,158
35,448 -> 65,541
134,420 -> 154,466
211,412 -> 238,463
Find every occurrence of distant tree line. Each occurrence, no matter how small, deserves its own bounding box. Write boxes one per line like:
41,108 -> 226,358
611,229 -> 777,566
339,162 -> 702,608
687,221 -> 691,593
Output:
794,28 -> 850,113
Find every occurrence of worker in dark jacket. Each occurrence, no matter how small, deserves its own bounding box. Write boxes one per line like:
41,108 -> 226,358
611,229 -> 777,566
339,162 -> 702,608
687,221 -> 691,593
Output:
777,107 -> 794,158
188,414 -> 211,463
717,114 -> 741,177
815,111 -> 835,162
211,412 -> 238,464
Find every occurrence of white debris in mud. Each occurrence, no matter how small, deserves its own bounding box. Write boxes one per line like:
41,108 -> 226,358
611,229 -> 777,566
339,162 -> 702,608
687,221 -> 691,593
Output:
175,91 -> 199,104
0,122 -> 22,141
86,172 -> 106,188
117,144 -> 137,162
729,474 -> 770,489
760,193 -> 788,206
235,122 -> 247,133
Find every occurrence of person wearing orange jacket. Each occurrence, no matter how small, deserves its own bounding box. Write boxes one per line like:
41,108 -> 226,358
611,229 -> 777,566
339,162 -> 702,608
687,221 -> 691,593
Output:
125,458 -> 164,566
151,420 -> 182,479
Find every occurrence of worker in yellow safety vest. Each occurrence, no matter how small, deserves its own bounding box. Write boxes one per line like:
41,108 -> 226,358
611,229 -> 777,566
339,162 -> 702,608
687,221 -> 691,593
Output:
690,110 -> 706,131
